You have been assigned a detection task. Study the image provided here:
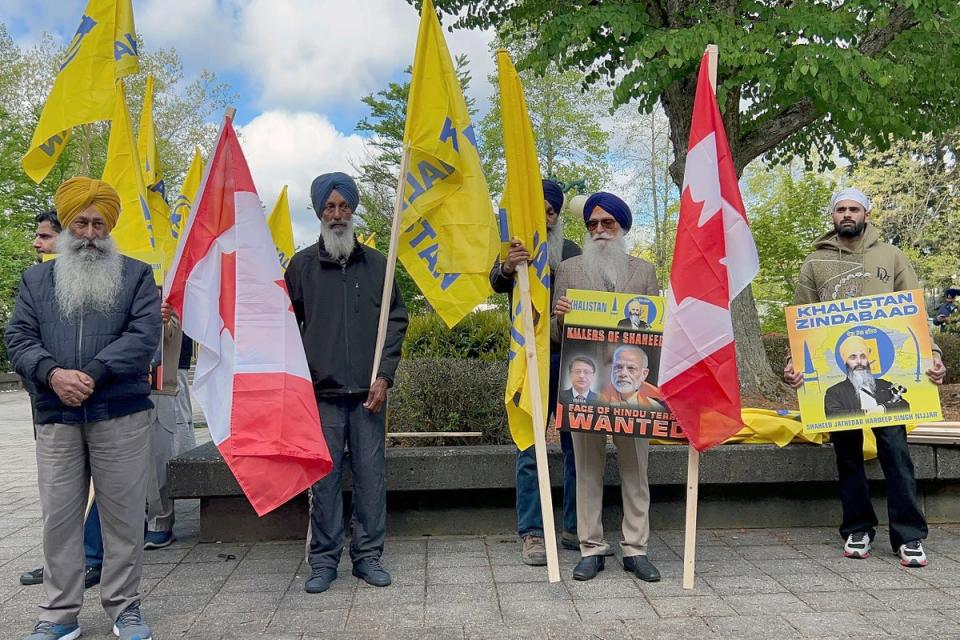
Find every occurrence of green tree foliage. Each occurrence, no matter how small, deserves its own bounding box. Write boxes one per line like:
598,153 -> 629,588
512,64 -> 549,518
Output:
849,133 -> 960,289
743,164 -> 834,333
352,55 -> 476,316
476,40 -> 610,199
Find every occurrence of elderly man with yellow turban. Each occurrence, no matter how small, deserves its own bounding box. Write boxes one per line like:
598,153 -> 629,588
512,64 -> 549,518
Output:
784,186 -> 945,569
5,176 -> 161,640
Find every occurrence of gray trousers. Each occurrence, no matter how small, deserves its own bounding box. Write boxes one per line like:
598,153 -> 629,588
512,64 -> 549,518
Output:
308,396 -> 386,570
173,370 -> 196,455
35,409 -> 154,624
571,432 -> 651,558
146,394 -> 177,533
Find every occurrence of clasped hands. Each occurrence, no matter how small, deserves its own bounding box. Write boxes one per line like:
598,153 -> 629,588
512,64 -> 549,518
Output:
49,368 -> 95,407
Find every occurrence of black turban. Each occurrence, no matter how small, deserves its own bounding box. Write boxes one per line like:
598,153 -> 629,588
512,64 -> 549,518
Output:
310,172 -> 359,217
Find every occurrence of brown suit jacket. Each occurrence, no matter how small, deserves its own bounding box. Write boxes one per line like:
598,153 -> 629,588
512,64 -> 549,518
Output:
551,254 -> 660,343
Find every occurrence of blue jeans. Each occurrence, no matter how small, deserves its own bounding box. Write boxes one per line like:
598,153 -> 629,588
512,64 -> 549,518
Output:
308,395 -> 386,569
516,350 -> 577,537
84,501 -> 102,569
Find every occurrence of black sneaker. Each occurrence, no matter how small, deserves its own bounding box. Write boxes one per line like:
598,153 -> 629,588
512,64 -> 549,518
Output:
84,565 -> 101,589
843,532 -> 872,559
20,567 -> 43,586
898,540 -> 928,567
352,557 -> 391,587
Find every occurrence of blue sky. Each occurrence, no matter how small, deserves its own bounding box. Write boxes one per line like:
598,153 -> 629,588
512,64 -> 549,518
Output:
1,0 -> 496,243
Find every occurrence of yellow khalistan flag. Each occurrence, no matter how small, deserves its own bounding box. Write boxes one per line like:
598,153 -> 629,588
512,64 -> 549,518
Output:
104,80 -> 155,255
22,0 -> 139,183
137,75 -> 174,267
498,49 -> 549,452
266,185 -> 295,270
397,0 -> 497,327
360,232 -> 377,248
171,146 -> 203,241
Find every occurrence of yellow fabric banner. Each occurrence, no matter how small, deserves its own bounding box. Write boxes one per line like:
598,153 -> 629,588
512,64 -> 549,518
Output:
266,185 -> 295,270
171,147 -> 203,242
498,49 -> 549,452
360,232 -> 377,248
22,0 -> 139,183
137,75 -> 174,268
104,81 -> 155,255
397,0 -> 497,327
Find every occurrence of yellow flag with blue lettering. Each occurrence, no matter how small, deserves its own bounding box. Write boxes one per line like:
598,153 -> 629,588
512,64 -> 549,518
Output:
104,80 -> 156,256
22,0 -> 139,183
397,0 -> 497,327
266,185 -> 295,270
137,75 -> 174,268
171,147 -> 203,242
498,50 -> 549,452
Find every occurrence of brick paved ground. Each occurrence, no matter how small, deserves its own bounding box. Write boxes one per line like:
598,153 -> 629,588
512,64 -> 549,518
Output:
2,389 -> 960,639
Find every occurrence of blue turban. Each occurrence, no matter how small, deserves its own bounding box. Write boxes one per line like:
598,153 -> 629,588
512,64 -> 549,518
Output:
542,179 -> 564,214
583,192 -> 632,232
310,172 -> 359,217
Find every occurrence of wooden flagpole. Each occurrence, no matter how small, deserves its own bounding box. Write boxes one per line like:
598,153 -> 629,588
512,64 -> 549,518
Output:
682,43 -> 718,591
515,259 -> 560,583
370,146 -> 411,386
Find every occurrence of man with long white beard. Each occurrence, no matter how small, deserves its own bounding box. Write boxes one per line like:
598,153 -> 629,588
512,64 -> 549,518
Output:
490,178 -> 582,565
552,191 -> 661,583
785,187 -> 945,568
285,172 -> 408,594
5,177 -> 161,640
823,337 -> 910,419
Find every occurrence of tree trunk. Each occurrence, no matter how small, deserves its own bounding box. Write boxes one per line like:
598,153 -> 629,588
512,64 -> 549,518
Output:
661,81 -> 783,398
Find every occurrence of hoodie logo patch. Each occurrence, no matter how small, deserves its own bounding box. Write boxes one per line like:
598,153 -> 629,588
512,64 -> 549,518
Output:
876,267 -> 891,283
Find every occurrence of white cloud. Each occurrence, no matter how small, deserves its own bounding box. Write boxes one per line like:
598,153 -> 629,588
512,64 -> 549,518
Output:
236,110 -> 368,247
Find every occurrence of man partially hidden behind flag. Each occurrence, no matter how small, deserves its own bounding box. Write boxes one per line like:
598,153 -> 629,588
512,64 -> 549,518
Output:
164,115 -> 332,521
6,176 -> 160,640
658,49 -> 759,452
285,172 -> 408,594
22,0 -> 139,183
394,0 -> 497,327
266,185 -> 295,270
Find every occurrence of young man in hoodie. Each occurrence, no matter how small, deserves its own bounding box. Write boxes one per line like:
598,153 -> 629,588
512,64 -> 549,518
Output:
784,187 -> 946,568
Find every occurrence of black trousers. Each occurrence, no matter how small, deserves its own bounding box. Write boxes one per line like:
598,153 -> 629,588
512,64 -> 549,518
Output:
830,425 -> 927,551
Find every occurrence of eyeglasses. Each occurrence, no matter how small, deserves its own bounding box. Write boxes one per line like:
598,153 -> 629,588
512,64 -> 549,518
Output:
324,202 -> 353,215
586,218 -> 618,231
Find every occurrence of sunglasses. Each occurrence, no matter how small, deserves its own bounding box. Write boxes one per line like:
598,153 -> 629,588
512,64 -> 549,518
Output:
586,218 -> 618,231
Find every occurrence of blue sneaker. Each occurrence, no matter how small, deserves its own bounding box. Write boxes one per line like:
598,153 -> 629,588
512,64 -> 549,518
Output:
143,530 -> 174,550
352,557 -> 391,587
112,601 -> 151,640
304,566 -> 337,593
23,621 -> 80,640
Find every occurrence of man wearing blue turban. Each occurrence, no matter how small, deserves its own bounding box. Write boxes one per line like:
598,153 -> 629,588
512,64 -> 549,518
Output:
490,178 -> 585,566
551,191 -> 662,583
285,171 -> 409,594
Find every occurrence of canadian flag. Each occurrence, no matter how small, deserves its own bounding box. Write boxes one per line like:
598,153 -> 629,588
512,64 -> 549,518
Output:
164,116 -> 331,516
658,50 -> 759,452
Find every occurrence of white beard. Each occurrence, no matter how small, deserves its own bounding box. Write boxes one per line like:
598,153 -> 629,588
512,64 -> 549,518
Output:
320,218 -> 356,262
848,368 -> 877,394
581,231 -> 629,290
547,216 -> 565,272
54,230 -> 123,319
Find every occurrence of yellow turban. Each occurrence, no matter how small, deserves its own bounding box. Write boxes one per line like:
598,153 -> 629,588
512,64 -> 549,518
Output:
54,177 -> 121,232
839,335 -> 871,362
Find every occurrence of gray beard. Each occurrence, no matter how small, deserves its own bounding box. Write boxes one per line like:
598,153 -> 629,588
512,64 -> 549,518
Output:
847,368 -> 877,395
581,232 -> 629,290
320,219 -> 356,262
547,217 -> 565,272
54,230 -> 123,320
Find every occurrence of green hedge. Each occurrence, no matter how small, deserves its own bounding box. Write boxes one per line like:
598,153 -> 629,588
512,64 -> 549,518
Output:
388,357 -> 509,445
762,333 -> 960,385
402,309 -> 510,362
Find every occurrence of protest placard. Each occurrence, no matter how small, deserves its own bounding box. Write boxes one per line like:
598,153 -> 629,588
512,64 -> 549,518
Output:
556,288 -> 685,441
786,289 -> 942,433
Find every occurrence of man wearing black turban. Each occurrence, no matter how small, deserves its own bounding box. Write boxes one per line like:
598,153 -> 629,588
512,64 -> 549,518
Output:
490,178 -> 584,566
551,191 -> 662,583
285,172 -> 409,594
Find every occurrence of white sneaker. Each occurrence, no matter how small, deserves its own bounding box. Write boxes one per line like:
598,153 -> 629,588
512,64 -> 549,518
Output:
898,540 -> 928,567
843,532 -> 872,559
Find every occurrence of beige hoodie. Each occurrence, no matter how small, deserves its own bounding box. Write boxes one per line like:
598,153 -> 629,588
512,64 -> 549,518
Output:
794,222 -> 939,354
